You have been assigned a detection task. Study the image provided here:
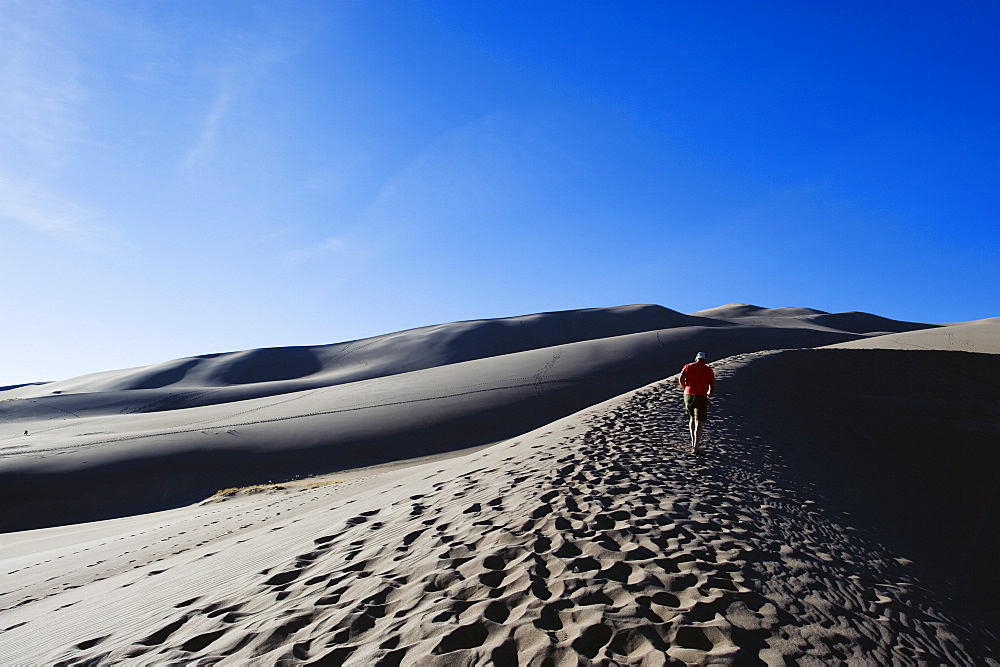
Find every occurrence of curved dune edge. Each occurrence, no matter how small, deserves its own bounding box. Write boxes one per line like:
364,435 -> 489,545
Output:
1,352 -> 996,664
1,304 -> 712,399
825,318 -> 1000,354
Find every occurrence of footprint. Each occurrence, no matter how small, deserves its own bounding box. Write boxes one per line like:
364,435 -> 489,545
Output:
307,645 -> 356,665
572,623 -> 613,659
674,625 -> 713,651
181,629 -> 227,652
478,571 -> 506,588
599,561 -> 633,583
74,635 -> 108,650
263,570 -> 301,586
433,622 -> 488,654
402,529 -> 426,546
254,612 -> 316,656
138,615 -> 189,646
484,600 -> 510,623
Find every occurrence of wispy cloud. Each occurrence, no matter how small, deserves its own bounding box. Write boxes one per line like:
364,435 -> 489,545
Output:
280,236 -> 352,264
0,2 -> 86,167
266,113 -> 525,281
183,88 -> 233,169
0,2 -> 136,257
359,112 -> 523,236
179,11 -> 322,172
0,181 -> 93,235
0,176 -> 138,258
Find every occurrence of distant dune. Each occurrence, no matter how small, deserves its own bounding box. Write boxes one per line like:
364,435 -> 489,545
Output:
2,304 -> 997,664
4,304 -> 714,398
691,303 -> 935,333
0,304 -> 905,532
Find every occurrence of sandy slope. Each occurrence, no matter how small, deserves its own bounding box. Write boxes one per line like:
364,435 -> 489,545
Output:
1,350 -> 997,664
827,317 -> 1000,354
1,306 -> 886,531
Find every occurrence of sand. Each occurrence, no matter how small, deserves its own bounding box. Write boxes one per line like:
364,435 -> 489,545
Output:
826,316 -> 1000,354
1,305 -> 886,532
1,304 -> 998,663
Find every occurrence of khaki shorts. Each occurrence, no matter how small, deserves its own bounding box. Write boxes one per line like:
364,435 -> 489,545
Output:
684,395 -> 709,421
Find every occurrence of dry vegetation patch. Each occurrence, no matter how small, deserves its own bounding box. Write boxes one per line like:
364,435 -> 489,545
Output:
202,478 -> 343,503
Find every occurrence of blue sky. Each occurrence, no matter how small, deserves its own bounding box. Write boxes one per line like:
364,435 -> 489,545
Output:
2,0 -> 997,384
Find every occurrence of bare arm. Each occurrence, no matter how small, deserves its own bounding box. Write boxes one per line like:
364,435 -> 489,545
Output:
679,372 -> 688,390
707,380 -> 714,397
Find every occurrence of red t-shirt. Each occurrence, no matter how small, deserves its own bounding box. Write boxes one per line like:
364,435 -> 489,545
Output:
681,362 -> 714,396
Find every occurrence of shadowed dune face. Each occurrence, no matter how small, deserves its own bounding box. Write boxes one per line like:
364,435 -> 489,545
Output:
129,359 -> 201,390
0,382 -> 49,392
725,348 -> 1000,597
216,348 -> 323,385
806,311 -> 937,334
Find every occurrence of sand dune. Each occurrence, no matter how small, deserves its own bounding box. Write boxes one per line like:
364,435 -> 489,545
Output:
1,304 -> 997,663
1,306 -> 880,531
1,348 -> 997,663
691,303 -> 936,334
4,305 -> 716,399
827,316 -> 1000,354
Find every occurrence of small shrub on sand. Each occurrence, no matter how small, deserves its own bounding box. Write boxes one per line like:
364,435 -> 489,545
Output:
203,483 -> 286,502
203,478 -> 343,503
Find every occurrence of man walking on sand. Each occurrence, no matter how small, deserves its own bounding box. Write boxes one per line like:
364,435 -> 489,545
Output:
679,352 -> 715,454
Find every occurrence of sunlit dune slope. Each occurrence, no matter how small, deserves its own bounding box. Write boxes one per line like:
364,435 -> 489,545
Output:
827,316 -> 1000,354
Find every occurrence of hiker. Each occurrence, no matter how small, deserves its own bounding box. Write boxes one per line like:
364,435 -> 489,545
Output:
679,351 -> 715,454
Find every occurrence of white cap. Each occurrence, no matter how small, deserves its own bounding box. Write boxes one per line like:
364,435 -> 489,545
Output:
695,351 -> 707,360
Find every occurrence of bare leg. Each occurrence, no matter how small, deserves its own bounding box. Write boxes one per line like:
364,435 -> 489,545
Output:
693,419 -> 705,452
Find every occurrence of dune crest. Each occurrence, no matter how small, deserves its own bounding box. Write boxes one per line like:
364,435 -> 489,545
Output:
827,318 -> 1000,353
